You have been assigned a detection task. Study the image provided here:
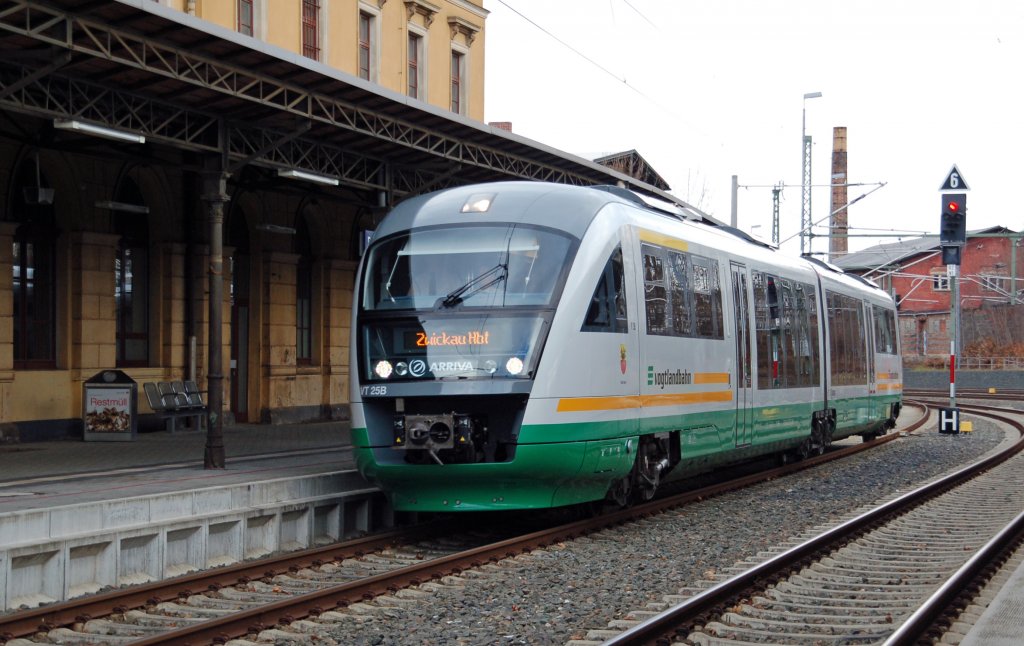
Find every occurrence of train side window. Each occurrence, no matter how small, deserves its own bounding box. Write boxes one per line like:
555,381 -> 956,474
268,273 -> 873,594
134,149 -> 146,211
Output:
643,245 -> 669,334
827,291 -> 868,385
692,255 -> 723,339
779,279 -> 797,387
667,250 -> 693,336
873,306 -> 897,354
753,271 -> 780,388
803,283 -> 821,384
582,246 -> 628,333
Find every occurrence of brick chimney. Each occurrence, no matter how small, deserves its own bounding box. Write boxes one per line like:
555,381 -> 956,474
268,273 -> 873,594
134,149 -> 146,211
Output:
829,126 -> 848,260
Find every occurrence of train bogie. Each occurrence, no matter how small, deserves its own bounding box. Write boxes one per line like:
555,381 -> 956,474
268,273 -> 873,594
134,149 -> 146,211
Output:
350,182 -> 902,511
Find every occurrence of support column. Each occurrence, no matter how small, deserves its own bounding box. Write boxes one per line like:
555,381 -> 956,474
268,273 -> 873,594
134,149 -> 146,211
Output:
202,170 -> 230,469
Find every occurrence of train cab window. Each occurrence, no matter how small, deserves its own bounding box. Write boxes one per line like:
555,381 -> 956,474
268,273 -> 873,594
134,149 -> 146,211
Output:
873,306 -> 898,355
582,246 -> 628,333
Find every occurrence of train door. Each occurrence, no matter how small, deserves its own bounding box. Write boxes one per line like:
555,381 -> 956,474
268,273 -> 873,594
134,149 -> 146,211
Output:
731,262 -> 753,446
866,302 -> 877,423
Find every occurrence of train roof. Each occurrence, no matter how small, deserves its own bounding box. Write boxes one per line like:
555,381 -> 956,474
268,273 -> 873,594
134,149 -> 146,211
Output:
372,181 -> 707,242
372,181 -> 893,305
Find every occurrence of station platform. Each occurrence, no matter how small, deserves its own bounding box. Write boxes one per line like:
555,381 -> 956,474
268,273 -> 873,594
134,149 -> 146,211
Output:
959,543 -> 1024,646
0,422 -> 393,611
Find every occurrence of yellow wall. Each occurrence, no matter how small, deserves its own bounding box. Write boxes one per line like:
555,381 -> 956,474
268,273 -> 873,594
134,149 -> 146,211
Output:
180,0 -> 486,120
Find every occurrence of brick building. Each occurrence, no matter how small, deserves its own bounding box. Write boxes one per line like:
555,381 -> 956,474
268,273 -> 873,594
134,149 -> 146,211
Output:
833,227 -> 1023,357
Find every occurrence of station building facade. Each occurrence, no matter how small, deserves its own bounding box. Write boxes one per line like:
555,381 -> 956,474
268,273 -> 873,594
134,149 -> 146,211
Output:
0,0 -> 672,441
157,0 -> 486,121
834,228 -> 1024,359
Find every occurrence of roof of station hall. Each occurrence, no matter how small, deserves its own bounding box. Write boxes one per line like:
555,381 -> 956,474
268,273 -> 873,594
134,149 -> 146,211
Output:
2,0 -> 704,214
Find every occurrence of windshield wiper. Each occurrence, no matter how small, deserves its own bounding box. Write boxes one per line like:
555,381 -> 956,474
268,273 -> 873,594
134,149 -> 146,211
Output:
440,263 -> 507,308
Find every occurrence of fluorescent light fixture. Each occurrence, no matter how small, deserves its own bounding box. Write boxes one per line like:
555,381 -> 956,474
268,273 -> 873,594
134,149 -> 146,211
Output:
256,224 -> 297,235
54,119 -> 145,144
277,168 -> 339,186
95,200 -> 150,214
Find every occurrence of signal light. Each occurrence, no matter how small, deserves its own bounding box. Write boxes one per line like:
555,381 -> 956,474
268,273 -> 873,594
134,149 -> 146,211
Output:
939,194 -> 966,245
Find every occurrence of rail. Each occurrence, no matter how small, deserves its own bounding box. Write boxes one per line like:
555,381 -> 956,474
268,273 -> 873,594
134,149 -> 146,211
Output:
603,400 -> 1024,646
0,405 -> 922,645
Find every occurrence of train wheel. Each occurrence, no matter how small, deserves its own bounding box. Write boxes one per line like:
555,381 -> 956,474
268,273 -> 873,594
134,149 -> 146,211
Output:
608,477 -> 631,508
633,438 -> 668,502
796,438 -> 812,460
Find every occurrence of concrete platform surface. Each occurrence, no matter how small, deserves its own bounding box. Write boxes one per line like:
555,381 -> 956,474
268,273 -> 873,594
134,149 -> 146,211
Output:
960,553 -> 1024,646
0,422 -> 398,611
0,421 -> 350,484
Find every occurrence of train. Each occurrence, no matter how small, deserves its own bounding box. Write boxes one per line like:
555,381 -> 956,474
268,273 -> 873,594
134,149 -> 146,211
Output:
349,181 -> 902,511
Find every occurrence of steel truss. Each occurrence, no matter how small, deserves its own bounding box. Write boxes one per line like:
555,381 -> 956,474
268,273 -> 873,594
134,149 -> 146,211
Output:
0,0 -> 600,195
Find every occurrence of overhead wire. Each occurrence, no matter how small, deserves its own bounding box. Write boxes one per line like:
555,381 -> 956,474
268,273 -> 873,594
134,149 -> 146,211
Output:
621,0 -> 659,30
492,0 -> 701,134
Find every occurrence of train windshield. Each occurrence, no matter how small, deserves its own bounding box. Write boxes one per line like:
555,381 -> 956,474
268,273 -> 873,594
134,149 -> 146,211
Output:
359,224 -> 574,382
361,225 -> 573,311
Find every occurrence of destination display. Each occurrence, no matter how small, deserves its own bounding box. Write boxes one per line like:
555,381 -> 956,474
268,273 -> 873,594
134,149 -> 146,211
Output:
362,315 -> 546,381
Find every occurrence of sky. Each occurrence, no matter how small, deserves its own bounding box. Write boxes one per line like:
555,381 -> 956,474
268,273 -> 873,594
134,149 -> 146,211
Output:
482,0 -> 1024,261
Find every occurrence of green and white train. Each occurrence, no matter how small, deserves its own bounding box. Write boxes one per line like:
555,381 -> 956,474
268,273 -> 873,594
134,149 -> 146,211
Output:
350,181 -> 902,511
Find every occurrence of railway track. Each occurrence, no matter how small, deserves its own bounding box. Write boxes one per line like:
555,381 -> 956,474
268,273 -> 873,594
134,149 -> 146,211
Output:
0,405 -> 928,646
598,401 -> 1024,645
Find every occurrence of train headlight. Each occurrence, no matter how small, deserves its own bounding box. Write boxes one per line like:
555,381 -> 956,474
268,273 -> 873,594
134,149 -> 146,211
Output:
395,361 -> 409,377
374,360 -> 393,379
505,357 -> 524,375
460,192 -> 495,213
483,360 -> 497,374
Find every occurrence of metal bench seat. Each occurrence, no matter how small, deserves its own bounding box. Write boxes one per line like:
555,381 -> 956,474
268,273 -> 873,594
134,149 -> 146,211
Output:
145,380 -> 206,432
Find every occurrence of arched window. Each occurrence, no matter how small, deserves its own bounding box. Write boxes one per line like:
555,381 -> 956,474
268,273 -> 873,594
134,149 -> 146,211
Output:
114,178 -> 150,366
295,216 -> 313,365
12,157 -> 57,369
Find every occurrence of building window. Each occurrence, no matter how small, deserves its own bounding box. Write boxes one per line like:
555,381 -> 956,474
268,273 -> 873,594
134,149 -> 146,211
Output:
302,0 -> 320,60
115,180 -> 150,367
238,0 -> 254,36
980,274 -> 1008,292
450,50 -> 465,114
13,233 -> 57,369
931,270 -> 950,291
407,32 -> 422,98
359,11 -> 374,80
295,217 -> 313,365
12,159 -> 56,369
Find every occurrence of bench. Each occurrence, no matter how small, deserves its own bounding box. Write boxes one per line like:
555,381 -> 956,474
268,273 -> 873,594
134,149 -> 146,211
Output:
143,380 -> 207,432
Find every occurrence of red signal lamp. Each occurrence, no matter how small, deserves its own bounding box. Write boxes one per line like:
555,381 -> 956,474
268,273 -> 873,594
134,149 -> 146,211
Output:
947,201 -> 960,213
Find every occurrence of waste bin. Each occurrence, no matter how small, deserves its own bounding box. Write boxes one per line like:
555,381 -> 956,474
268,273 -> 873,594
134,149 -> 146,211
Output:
82,369 -> 138,442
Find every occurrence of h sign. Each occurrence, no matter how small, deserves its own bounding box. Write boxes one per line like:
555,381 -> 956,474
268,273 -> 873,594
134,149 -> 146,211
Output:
939,407 -> 960,434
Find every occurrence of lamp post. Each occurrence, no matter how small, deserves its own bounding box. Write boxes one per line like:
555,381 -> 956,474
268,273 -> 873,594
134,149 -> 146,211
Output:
801,91 -> 822,255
